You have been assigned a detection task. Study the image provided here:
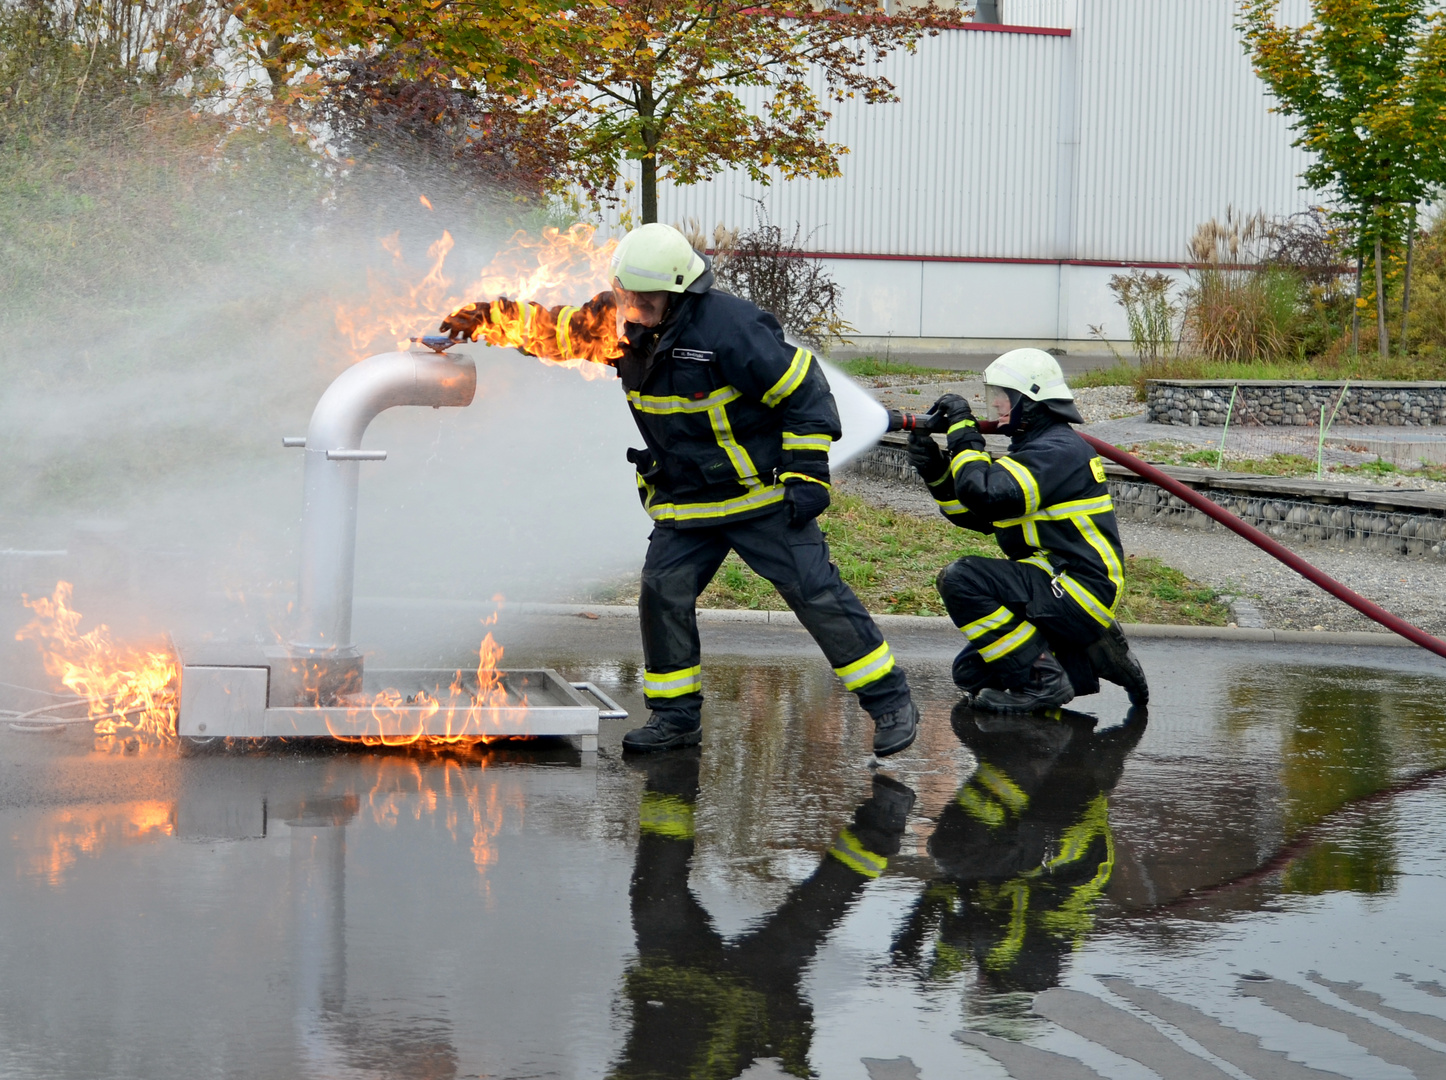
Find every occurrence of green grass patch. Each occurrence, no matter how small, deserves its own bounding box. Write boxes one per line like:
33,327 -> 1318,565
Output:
832,356 -> 961,379
695,492 -> 1229,625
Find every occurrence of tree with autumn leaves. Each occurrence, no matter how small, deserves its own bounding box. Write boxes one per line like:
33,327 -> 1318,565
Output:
241,0 -> 954,224
1240,0 -> 1446,357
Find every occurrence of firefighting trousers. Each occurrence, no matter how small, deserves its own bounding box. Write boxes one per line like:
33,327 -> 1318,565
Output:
638,507 -> 911,722
937,556 -> 1105,695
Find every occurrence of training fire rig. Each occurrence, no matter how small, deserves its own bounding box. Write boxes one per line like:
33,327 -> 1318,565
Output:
172,344 -> 623,748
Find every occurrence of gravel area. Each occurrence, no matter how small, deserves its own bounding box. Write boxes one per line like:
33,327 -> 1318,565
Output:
836,468 -> 1446,637
863,379 -> 1143,425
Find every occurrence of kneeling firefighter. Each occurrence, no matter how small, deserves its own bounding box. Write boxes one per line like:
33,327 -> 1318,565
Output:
440,223 -> 920,755
906,349 -> 1149,711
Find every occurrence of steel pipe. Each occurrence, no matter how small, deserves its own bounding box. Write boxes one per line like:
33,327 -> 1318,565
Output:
291,350 -> 476,653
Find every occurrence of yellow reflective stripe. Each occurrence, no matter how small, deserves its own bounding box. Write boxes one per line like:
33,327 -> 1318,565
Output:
962,605 -> 1014,640
644,484 -> 787,523
828,827 -> 887,879
782,431 -> 833,453
936,499 -> 967,516
761,348 -> 811,407
993,495 -> 1115,529
1058,572 -> 1115,627
978,620 -> 1037,662
984,880 -> 1031,972
778,471 -> 829,487
998,457 -> 1040,514
947,418 -> 977,436
708,402 -> 760,487
1020,553 -> 1054,575
643,665 -> 701,699
1072,512 -> 1125,616
833,642 -> 895,691
949,449 -> 991,478
974,762 -> 1028,814
958,785 -> 1007,827
639,791 -> 696,840
627,385 -> 742,414
554,306 -> 578,358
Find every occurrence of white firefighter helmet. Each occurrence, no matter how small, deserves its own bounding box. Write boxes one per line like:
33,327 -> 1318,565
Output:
610,223 -> 706,293
983,348 -> 1074,402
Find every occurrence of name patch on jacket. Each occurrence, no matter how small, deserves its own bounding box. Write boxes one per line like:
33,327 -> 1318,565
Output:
673,348 -> 715,362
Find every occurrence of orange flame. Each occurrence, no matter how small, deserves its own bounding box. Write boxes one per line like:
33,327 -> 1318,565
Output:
334,223 -> 620,377
324,605 -> 530,747
16,582 -> 179,742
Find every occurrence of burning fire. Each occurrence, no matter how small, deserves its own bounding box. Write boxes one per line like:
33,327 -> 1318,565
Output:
16,582 -> 179,743
334,223 -> 621,376
15,583 -> 527,748
326,608 -> 528,747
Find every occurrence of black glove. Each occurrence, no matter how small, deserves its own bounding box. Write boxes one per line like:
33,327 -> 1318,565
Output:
784,478 -> 830,527
934,393 -> 985,454
440,301 -> 490,341
905,431 -> 947,484
626,446 -> 660,479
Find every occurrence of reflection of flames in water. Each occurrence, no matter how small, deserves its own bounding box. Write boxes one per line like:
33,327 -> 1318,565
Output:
17,583 -> 527,747
334,223 -> 620,375
362,756 -> 522,880
16,582 -> 179,743
22,802 -> 175,886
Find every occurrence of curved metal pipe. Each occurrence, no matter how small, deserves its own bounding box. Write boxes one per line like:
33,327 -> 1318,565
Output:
292,351 -> 476,653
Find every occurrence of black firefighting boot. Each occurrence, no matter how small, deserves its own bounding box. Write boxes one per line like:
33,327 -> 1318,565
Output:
973,649 -> 1075,714
871,699 -> 920,757
1085,621 -> 1150,707
850,773 -> 917,857
622,711 -> 703,753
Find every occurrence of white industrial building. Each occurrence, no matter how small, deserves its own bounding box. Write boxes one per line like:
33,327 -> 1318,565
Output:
631,0 -> 1320,353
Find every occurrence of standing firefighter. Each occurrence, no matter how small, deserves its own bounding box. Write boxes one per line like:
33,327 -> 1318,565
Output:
440,223 -> 920,755
905,349 -> 1149,712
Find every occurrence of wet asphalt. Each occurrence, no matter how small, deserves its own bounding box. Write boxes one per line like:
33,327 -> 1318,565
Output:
2,616 -> 1446,1080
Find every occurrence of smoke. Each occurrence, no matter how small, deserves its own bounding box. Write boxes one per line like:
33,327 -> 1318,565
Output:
0,139 -> 647,671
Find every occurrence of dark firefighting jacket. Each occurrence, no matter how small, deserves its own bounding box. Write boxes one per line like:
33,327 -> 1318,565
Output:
618,288 -> 839,527
481,272 -> 841,528
928,415 -> 1125,628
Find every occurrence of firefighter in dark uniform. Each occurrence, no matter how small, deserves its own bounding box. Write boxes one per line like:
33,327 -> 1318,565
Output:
611,750 -> 915,1078
905,349 -> 1149,712
441,223 -> 919,755
891,701 -> 1146,994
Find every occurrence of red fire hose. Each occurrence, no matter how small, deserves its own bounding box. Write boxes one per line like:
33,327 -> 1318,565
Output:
1078,432 -> 1446,660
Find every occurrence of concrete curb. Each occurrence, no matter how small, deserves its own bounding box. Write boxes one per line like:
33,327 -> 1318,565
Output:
509,603 -> 1418,646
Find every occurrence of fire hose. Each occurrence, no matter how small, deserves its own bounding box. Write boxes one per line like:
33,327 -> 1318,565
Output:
885,409 -> 1446,661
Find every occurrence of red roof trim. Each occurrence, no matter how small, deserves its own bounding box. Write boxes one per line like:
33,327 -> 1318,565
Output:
954,23 -> 1071,37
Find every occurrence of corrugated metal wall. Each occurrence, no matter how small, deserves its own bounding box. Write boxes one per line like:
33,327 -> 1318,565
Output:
653,28 -> 1066,258
616,1 -> 1320,267
1069,0 -> 1314,262
1001,0 -> 1075,28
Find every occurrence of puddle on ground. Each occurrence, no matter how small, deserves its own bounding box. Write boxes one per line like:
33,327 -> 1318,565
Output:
1,640 -> 1444,1079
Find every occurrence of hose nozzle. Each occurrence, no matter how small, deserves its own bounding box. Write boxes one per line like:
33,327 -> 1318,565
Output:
886,408 -> 944,434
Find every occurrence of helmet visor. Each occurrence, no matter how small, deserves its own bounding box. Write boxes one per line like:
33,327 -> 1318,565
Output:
985,384 -> 1016,425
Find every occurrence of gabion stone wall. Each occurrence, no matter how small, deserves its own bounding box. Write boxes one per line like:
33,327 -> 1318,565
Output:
1146,380 -> 1446,427
845,441 -> 1446,559
1109,480 -> 1446,558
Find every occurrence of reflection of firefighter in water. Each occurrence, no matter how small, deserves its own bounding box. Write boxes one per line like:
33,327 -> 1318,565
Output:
610,750 -> 915,1079
893,702 -> 1146,993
